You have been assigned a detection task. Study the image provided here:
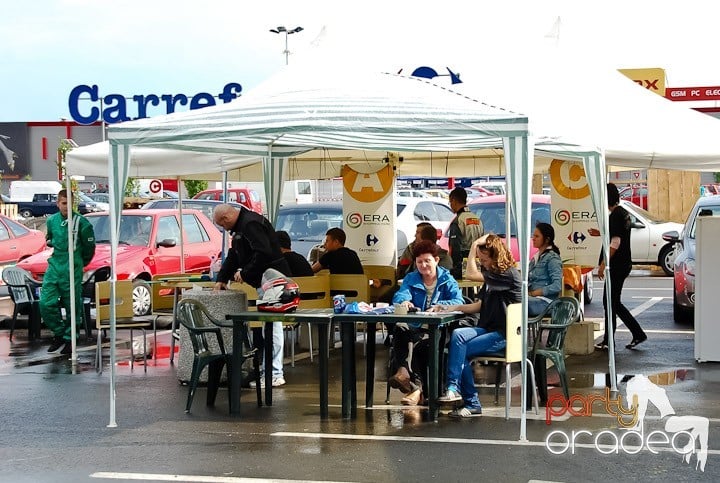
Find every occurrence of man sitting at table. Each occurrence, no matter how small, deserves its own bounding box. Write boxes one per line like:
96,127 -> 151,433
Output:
311,227 -> 363,274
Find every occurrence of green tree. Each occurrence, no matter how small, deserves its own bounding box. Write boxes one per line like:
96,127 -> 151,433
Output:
714,173 -> 720,183
184,180 -> 208,198
125,177 -> 141,197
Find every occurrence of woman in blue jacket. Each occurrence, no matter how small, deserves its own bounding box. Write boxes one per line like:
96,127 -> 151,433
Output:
528,223 -> 563,316
390,240 -> 464,405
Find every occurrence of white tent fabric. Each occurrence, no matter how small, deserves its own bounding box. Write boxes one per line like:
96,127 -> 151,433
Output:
93,69 -> 533,436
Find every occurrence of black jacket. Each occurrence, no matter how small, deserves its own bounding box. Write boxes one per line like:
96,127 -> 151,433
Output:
217,208 -> 290,288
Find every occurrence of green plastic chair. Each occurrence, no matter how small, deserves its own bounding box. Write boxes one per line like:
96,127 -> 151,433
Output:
529,297 -> 582,400
176,299 -> 259,413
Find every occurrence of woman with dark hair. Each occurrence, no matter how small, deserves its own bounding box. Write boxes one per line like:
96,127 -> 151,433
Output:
435,234 -> 522,417
389,240 -> 464,405
527,222 -> 563,316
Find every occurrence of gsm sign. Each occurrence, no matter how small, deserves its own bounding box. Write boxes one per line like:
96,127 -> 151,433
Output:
549,159 -> 590,200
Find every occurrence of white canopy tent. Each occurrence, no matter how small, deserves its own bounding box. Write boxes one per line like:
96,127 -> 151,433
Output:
76,68 -> 536,437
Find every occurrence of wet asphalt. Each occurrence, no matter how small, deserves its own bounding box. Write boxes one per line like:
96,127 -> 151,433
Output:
0,271 -> 718,483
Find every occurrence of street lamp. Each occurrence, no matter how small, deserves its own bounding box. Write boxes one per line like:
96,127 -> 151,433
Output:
269,25 -> 304,65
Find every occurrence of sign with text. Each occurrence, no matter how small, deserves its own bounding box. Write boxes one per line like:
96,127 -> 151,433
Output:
618,68 -> 666,96
549,159 -> 601,269
665,86 -> 720,101
342,164 -> 396,265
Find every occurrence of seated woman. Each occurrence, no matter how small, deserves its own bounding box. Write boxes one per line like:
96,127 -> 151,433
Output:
434,234 -> 522,417
527,222 -> 563,316
390,240 -> 464,406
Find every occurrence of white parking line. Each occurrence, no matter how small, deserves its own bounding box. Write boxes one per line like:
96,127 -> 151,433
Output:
630,296 -> 664,317
90,472 -> 350,483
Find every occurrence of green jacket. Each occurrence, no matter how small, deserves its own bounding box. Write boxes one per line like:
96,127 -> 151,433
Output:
45,211 -> 96,277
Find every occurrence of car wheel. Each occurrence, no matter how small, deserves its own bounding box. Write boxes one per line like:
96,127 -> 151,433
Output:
19,209 -> 33,218
658,244 -> 676,277
583,272 -> 593,304
132,279 -> 152,316
673,284 -> 693,324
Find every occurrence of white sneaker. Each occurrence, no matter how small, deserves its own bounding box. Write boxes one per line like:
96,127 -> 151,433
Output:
249,376 -> 286,388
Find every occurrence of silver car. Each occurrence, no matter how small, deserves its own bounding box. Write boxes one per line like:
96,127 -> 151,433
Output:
663,195 -> 720,323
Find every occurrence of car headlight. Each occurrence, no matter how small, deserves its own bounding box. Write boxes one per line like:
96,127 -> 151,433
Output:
683,258 -> 695,277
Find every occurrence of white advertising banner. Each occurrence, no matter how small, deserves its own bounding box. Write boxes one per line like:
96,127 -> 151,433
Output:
549,159 -> 601,269
342,164 -> 396,265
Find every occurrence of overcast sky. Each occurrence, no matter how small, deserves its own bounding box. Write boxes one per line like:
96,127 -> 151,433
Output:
3,0 -> 720,122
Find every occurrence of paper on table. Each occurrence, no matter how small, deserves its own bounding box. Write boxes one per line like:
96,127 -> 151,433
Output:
414,310 -> 464,316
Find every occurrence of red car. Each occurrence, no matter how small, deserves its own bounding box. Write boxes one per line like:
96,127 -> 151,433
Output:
0,214 -> 47,281
17,209 -> 223,315
193,188 -> 264,214
438,194 -> 551,261
618,184 -> 648,210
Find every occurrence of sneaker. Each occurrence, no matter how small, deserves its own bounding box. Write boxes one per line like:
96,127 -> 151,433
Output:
60,341 -> 73,355
47,337 -> 64,353
626,335 -> 648,349
437,388 -> 462,404
249,376 -> 286,388
449,406 -> 483,418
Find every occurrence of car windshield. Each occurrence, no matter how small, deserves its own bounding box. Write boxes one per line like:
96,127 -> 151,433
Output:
690,204 -> 720,238
622,202 -> 664,223
276,209 -> 343,239
468,201 -> 550,237
88,214 -> 153,246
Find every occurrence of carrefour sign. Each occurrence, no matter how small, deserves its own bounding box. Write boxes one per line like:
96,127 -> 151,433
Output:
68,82 -> 242,124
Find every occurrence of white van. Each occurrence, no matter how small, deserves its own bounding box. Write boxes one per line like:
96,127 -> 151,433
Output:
281,180 -> 314,205
10,180 -> 63,202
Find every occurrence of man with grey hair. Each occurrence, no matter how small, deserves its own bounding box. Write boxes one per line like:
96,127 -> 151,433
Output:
212,203 -> 291,387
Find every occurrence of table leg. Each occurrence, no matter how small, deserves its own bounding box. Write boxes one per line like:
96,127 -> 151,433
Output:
251,327 -> 263,406
169,288 -> 180,364
230,322 -> 244,414
365,321 -> 376,408
317,323 -> 329,418
264,322 -> 273,406
340,322 -> 356,419
429,326 -> 440,422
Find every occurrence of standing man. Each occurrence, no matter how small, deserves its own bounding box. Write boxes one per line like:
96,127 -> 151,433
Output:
311,227 -> 364,274
213,204 -> 292,387
447,187 -> 484,279
276,230 -> 313,277
590,183 -> 647,350
41,189 -> 96,354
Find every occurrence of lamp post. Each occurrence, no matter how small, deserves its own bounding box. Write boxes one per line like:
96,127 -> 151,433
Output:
269,25 -> 304,65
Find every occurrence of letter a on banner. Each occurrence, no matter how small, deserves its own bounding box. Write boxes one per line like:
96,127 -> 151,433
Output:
342,164 -> 396,265
549,159 -> 601,270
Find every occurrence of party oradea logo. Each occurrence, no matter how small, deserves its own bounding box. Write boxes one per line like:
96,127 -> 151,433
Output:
544,375 -> 709,472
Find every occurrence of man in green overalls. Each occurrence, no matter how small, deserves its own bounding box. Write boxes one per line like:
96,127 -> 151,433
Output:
41,189 -> 96,354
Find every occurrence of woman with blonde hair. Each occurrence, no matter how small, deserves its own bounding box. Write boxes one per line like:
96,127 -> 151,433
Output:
434,234 -> 522,417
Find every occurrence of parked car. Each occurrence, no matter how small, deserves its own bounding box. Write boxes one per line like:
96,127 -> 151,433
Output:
0,214 -> 47,279
397,188 -> 432,199
276,202 -> 441,262
78,192 -> 109,212
193,188 -> 263,214
17,209 -> 223,316
620,200 -> 682,276
86,192 -> 109,204
662,195 -> 720,323
141,198 -> 245,230
619,184 -> 648,210
465,186 -> 494,200
422,188 -> 450,200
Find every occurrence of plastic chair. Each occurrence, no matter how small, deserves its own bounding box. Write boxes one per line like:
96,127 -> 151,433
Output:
176,298 -> 259,413
2,267 -> 41,340
530,296 -> 582,400
470,303 -> 540,420
289,272 -> 331,365
81,266 -> 111,340
329,273 -> 368,353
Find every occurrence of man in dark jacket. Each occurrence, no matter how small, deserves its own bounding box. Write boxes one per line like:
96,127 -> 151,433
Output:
213,203 -> 292,387
311,227 -> 364,274
276,230 -> 313,277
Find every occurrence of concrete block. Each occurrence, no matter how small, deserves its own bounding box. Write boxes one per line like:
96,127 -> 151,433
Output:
565,320 -> 595,355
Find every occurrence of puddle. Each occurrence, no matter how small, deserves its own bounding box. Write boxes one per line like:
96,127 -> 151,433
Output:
568,368 -> 696,389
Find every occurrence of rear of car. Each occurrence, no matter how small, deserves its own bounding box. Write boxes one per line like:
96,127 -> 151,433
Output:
664,195 -> 720,323
193,188 -> 264,214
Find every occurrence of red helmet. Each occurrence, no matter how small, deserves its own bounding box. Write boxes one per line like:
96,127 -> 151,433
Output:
257,274 -> 300,313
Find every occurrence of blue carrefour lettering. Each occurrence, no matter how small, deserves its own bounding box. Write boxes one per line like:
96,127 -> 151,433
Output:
67,82 -> 243,124
68,84 -> 100,125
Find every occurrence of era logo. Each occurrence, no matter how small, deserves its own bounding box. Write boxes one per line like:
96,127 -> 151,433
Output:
342,165 -> 394,203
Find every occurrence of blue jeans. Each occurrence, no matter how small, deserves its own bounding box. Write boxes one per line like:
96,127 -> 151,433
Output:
446,327 -> 506,408
528,296 -> 551,317
259,322 -> 284,378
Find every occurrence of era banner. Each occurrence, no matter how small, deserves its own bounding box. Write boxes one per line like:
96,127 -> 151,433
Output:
342,164 -> 396,265
549,159 -> 600,269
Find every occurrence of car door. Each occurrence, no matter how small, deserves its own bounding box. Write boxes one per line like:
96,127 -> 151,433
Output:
0,218 -> 14,264
625,207 -> 650,262
153,214 -> 183,273
181,213 -> 214,272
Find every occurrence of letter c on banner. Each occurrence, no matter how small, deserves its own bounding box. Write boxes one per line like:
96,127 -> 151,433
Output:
341,165 -> 394,203
549,159 -> 590,200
